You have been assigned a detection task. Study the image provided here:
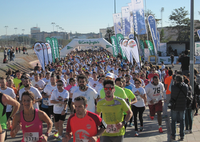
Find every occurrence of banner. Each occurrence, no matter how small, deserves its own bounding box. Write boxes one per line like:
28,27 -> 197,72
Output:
121,6 -> 130,37
41,43 -> 49,66
45,43 -> 52,63
110,36 -> 118,57
113,13 -> 122,35
159,43 -> 167,56
145,40 -> 155,55
46,37 -> 55,62
116,33 -> 126,59
140,40 -> 145,57
128,39 -> 140,67
195,42 -> 200,56
51,37 -> 57,60
54,38 -> 60,60
157,31 -> 160,51
131,0 -> 147,35
34,43 -> 45,70
121,39 -> 131,63
148,15 -> 158,55
197,30 -> 200,39
144,48 -> 150,61
128,3 -> 134,34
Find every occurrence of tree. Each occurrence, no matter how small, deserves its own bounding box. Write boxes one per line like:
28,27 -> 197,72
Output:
169,7 -> 190,41
105,28 -> 114,43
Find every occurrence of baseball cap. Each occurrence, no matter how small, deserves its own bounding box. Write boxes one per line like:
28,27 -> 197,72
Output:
105,73 -> 115,79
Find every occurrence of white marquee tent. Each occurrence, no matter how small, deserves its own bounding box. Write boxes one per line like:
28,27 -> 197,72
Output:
60,38 -> 113,57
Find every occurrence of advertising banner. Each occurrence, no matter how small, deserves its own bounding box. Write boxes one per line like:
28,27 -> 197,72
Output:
131,0 -> 147,35
121,39 -> 131,63
144,48 -> 150,61
128,39 -> 140,67
116,33 -> 126,59
197,30 -> 200,39
46,37 -> 55,62
113,13 -> 122,35
54,38 -> 60,60
195,42 -> 200,56
159,43 -> 167,56
148,15 -> 158,55
121,6 -> 131,37
41,43 -> 49,66
157,31 -> 160,51
145,40 -> 155,55
111,36 -> 118,57
51,37 -> 57,59
128,3 -> 134,34
140,40 -> 144,57
34,43 -> 45,70
45,43 -> 52,63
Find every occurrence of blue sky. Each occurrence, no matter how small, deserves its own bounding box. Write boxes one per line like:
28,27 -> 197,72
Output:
0,0 -> 199,36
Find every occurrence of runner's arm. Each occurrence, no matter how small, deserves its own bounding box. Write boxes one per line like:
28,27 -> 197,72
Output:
10,113 -> 21,138
124,108 -> 133,122
130,97 -> 137,105
62,132 -> 72,142
2,93 -> 20,119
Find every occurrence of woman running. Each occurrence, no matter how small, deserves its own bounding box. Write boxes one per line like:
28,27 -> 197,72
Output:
131,78 -> 147,136
11,90 -> 53,142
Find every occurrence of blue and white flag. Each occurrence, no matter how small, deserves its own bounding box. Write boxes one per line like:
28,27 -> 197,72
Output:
128,33 -> 134,39
157,31 -> 160,51
131,0 -> 147,35
197,29 -> 200,39
113,13 -> 122,35
148,15 -> 157,55
121,6 -> 130,37
128,3 -> 134,34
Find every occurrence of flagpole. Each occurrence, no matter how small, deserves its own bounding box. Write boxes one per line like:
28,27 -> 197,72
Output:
145,0 -> 148,41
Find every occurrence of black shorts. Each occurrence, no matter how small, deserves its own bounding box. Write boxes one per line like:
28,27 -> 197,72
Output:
41,107 -> 50,117
6,112 -> 12,120
48,105 -> 54,115
54,113 -> 67,122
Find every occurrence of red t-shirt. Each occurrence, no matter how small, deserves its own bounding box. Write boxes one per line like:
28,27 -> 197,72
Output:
148,73 -> 159,81
67,111 -> 102,142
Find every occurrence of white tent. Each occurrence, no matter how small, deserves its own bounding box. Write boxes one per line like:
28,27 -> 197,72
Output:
60,38 -> 113,57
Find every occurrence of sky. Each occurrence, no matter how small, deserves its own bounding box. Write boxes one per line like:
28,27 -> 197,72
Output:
0,0 -> 199,36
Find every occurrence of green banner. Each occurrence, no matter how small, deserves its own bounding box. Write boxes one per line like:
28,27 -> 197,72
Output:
116,33 -> 126,59
111,36 -> 118,57
51,37 -> 57,60
145,40 -> 155,55
54,38 -> 60,60
46,37 -> 55,62
139,40 -> 144,57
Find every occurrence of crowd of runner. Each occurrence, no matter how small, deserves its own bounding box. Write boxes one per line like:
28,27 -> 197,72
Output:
0,48 -> 200,142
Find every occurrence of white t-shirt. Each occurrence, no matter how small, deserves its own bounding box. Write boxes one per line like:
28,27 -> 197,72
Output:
19,86 -> 42,109
72,87 -> 98,113
31,79 -> 45,89
88,79 -> 99,89
0,87 -> 16,112
44,84 -> 57,106
145,82 -> 165,104
42,78 -> 50,85
50,89 -> 69,114
132,87 -> 146,107
70,86 -> 79,94
161,65 -> 165,74
94,82 -> 103,97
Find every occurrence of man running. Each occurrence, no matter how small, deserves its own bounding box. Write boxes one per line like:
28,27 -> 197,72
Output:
50,80 -> 69,141
145,76 -> 166,133
96,79 -> 133,142
63,96 -> 106,142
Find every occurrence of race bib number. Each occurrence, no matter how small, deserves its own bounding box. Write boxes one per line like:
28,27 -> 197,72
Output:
43,100 -> 48,106
56,103 -> 63,107
24,132 -> 39,142
106,124 -> 119,133
136,95 -> 141,101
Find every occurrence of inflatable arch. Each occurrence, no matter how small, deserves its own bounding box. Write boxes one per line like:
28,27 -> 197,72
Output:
60,38 -> 113,57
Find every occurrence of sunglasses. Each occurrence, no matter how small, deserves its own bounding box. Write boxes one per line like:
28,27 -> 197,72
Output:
104,87 -> 114,91
105,77 -> 113,80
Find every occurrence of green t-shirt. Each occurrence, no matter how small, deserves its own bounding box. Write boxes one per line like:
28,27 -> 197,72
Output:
97,96 -> 130,136
124,88 -> 135,104
0,94 -> 7,129
100,85 -> 127,99
13,78 -> 21,89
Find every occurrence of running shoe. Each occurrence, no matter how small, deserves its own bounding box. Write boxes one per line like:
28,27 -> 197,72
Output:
57,135 -> 62,141
135,132 -> 139,136
128,122 -> 133,127
140,126 -> 143,131
149,115 -> 154,120
159,127 -> 163,133
54,131 -> 59,138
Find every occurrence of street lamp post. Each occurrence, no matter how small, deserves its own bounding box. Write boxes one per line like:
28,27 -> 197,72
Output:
22,29 -> 25,46
51,22 -> 55,32
56,25 -> 59,32
5,26 -> 8,46
161,7 -> 164,28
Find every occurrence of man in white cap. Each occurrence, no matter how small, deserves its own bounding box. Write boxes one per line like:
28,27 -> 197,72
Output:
100,73 -> 127,100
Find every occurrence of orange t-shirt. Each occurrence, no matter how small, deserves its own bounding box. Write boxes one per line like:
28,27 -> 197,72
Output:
12,86 -> 18,95
67,111 -> 102,142
164,76 -> 172,95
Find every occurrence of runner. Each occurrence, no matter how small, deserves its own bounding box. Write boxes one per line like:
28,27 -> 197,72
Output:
72,74 -> 98,113
13,70 -> 22,91
50,80 -> 69,141
10,90 -> 53,142
131,78 -> 147,136
0,77 -> 16,130
145,76 -> 166,133
31,73 -> 46,92
0,92 -> 20,142
96,79 -> 133,142
63,96 -> 106,142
